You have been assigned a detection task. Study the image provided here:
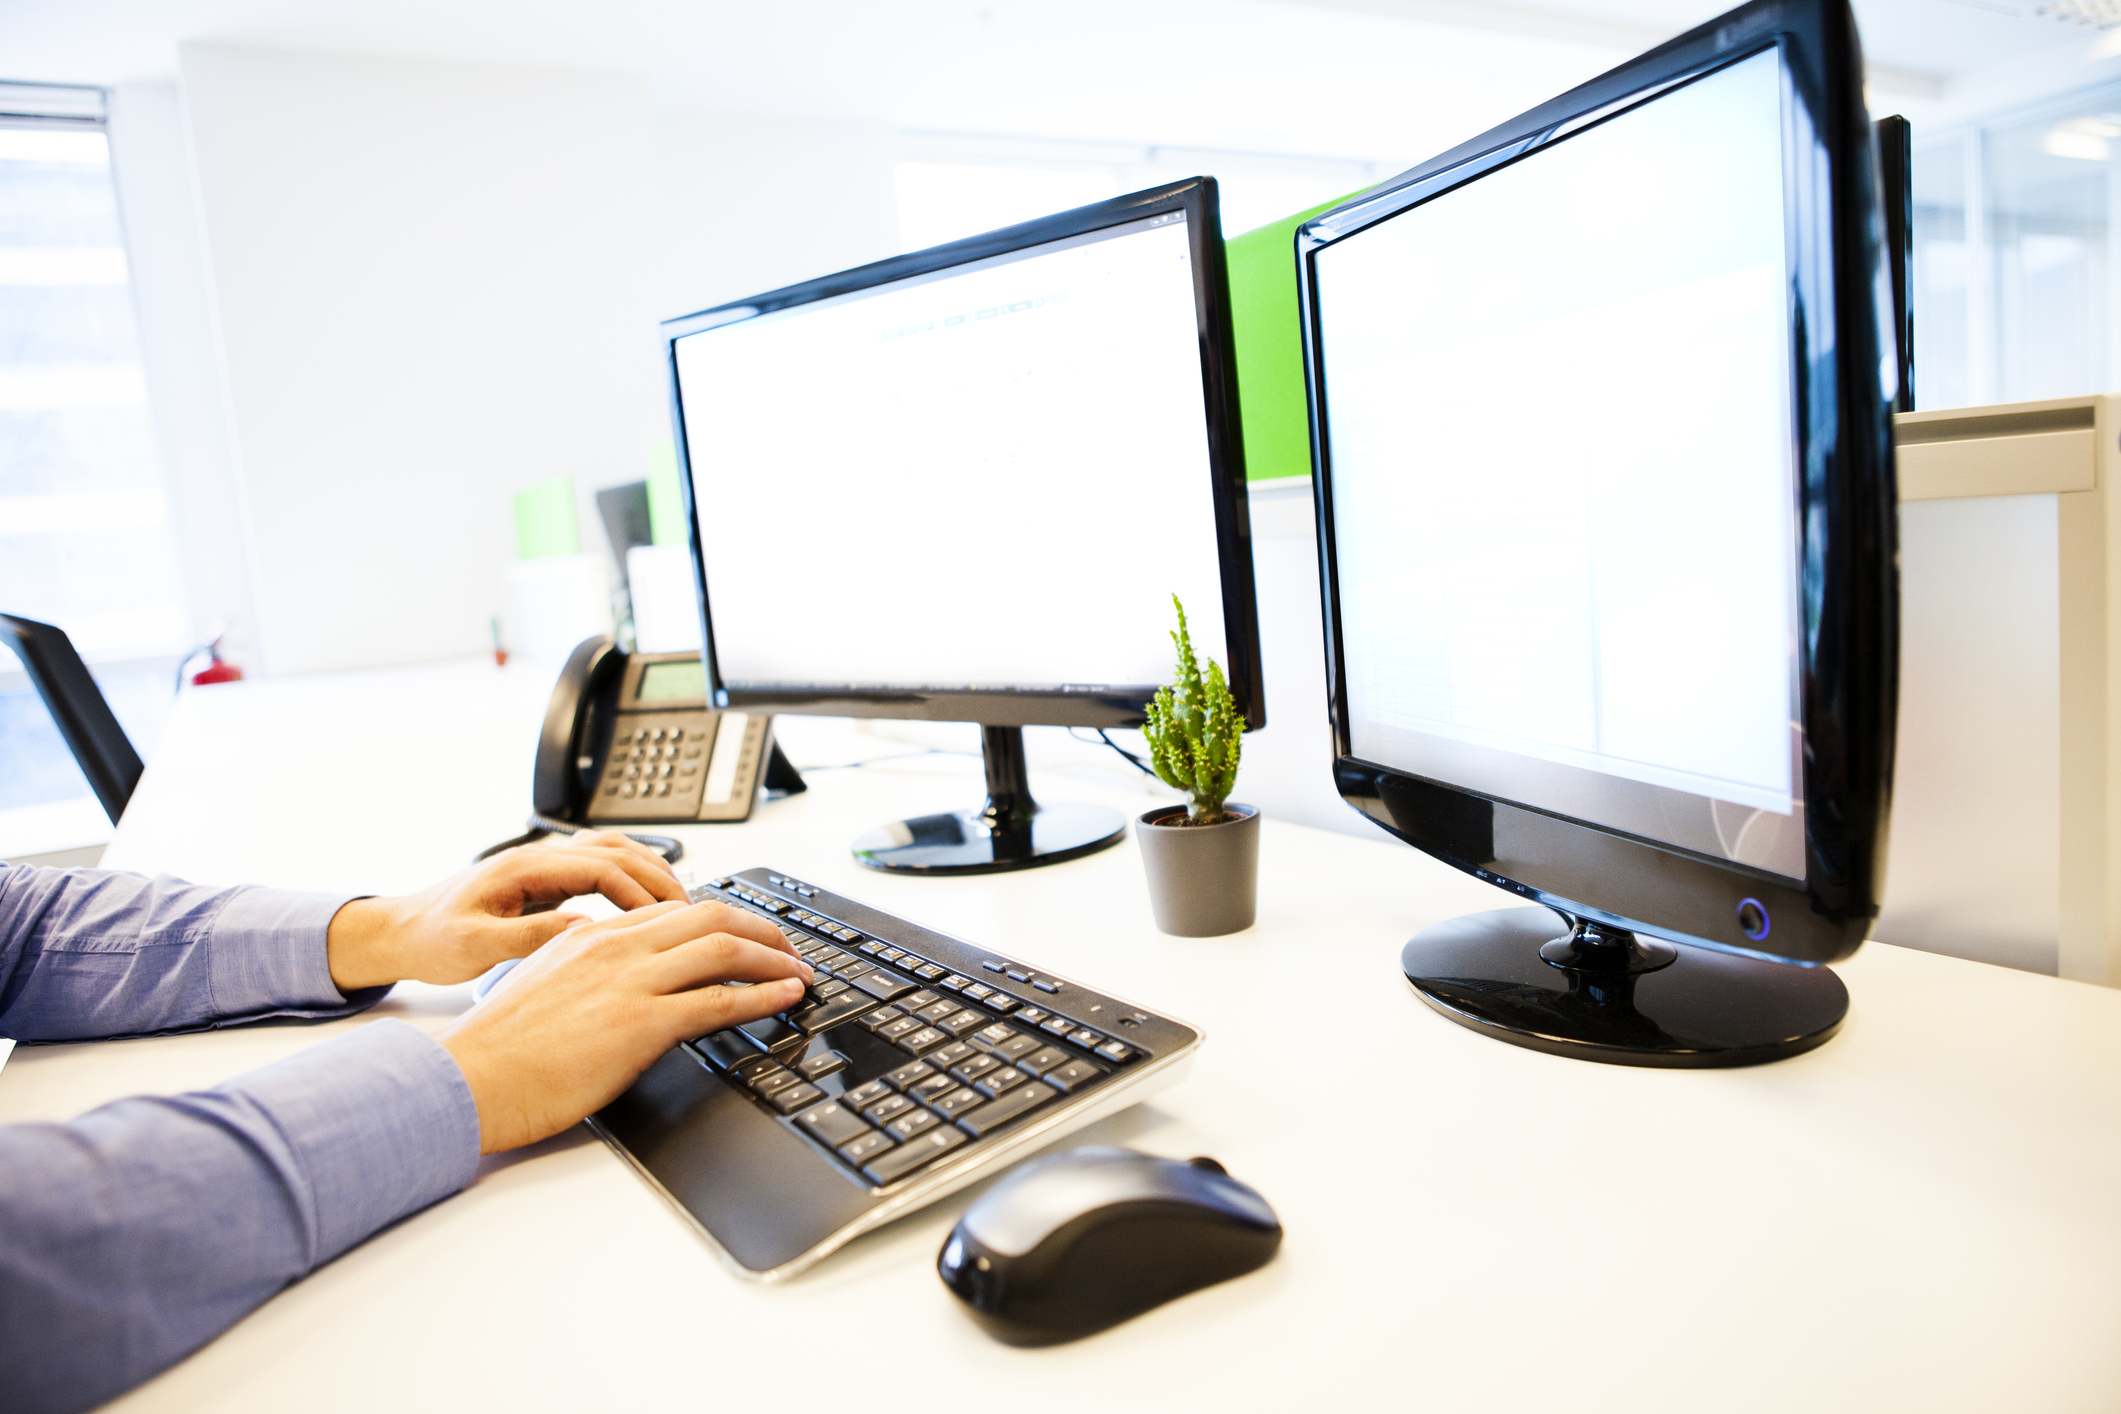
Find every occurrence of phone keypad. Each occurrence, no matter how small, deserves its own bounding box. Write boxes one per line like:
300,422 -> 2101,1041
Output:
591,716 -> 715,815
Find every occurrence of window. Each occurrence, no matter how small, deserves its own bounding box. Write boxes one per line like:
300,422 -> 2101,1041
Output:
1914,86 -> 2121,407
895,136 -> 1397,255
1,83 -> 188,860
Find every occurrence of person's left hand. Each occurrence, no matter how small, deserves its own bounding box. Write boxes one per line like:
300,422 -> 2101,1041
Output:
325,831 -> 689,991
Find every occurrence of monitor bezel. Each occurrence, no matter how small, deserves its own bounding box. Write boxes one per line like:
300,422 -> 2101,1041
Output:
661,178 -> 1265,733
1296,0 -> 1897,966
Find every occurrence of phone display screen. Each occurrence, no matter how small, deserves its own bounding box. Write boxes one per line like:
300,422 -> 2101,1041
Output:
637,659 -> 707,703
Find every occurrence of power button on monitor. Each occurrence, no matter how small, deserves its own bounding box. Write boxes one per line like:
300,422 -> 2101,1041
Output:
1736,898 -> 1771,942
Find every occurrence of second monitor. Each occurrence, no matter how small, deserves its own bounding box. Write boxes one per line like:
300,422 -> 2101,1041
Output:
662,179 -> 1262,874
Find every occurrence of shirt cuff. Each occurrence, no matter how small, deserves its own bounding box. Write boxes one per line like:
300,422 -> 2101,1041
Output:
221,1019 -> 482,1262
209,886 -> 387,1018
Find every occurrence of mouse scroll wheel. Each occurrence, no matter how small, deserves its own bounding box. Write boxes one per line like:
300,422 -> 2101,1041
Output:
1188,1156 -> 1227,1174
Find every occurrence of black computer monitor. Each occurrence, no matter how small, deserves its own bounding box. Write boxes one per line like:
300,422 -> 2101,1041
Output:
662,179 -> 1263,875
1297,0 -> 1898,1066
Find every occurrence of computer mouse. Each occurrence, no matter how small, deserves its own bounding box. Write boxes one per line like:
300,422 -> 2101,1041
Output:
937,1146 -> 1282,1344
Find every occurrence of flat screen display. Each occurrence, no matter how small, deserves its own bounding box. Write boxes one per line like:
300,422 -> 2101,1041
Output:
637,659 -> 706,703
1314,49 -> 1805,880
673,212 -> 1231,696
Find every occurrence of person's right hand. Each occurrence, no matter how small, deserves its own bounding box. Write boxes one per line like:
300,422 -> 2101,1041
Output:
435,899 -> 815,1154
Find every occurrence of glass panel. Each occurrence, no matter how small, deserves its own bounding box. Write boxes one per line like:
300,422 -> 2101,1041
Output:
1983,100 -> 2120,402
1912,137 -> 1969,410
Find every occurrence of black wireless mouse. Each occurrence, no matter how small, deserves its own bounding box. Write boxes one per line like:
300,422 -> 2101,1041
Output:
937,1146 -> 1282,1344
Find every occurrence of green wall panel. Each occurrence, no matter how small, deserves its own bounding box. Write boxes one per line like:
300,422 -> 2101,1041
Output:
1226,196 -> 1351,482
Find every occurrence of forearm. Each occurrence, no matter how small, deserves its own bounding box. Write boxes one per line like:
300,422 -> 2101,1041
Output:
0,1021 -> 479,1414
0,865 -> 379,1041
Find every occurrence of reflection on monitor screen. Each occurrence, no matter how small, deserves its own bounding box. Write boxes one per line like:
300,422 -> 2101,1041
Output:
1320,50 -> 1802,881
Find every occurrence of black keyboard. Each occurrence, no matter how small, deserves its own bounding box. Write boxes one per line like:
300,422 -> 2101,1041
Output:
589,867 -> 1202,1281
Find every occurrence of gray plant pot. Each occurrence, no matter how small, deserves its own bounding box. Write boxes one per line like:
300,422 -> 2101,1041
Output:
1136,803 -> 1260,937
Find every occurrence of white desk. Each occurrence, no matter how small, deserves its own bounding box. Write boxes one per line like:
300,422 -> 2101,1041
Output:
8,659 -> 2121,1413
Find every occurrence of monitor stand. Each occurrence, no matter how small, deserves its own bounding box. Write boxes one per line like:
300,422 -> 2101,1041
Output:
1402,907 -> 1847,1067
851,725 -> 1126,875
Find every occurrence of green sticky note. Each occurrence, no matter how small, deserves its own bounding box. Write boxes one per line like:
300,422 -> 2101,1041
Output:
647,439 -> 685,546
1226,194 -> 1357,482
513,475 -> 579,560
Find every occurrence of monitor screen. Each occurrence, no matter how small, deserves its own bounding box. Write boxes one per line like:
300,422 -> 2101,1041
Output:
670,203 -> 1243,713
1314,48 -> 1805,882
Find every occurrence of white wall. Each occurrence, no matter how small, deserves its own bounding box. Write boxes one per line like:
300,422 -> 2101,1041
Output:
179,45 -> 668,675
653,110 -> 899,318
105,81 -> 259,656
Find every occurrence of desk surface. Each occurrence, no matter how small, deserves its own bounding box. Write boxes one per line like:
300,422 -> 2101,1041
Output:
9,659 -> 2121,1414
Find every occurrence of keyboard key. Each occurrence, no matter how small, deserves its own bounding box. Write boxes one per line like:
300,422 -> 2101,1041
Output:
973,1066 -> 1027,1097
908,1073 -> 957,1104
962,983 -> 994,1002
930,1087 -> 984,1119
955,1081 -> 1056,1137
927,1041 -> 976,1069
795,1100 -> 871,1148
879,948 -> 906,963
876,1016 -> 919,1042
937,1009 -> 986,1037
974,1023 -> 1016,1047
1043,1059 -> 1106,1094
903,990 -> 942,1010
993,1034 -> 1041,1062
851,970 -> 916,1002
1068,1028 -> 1102,1049
863,1092 -> 916,1124
883,1060 -> 935,1090
940,975 -> 972,992
981,960 -> 1005,973
914,1001 -> 957,1024
795,1049 -> 849,1081
985,994 -> 1019,1016
896,1026 -> 947,1054
750,1068 -> 800,1095
887,1108 -> 941,1141
845,1079 -> 893,1109
1005,969 -> 1031,983
769,1082 -> 823,1114
1040,1017 -> 1073,1037
915,963 -> 946,981
791,995 -> 871,1034
1095,1040 -> 1135,1063
837,960 -> 873,979
814,978 -> 850,999
1033,979 -> 1061,994
1014,1006 -> 1048,1025
731,1054 -> 781,1085
862,1126 -> 966,1185
840,1130 -> 894,1166
948,1054 -> 1001,1084
1016,1046 -> 1070,1077
859,941 -> 886,956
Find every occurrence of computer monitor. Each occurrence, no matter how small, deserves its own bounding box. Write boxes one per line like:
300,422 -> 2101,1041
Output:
1297,0 -> 1898,1066
662,179 -> 1262,874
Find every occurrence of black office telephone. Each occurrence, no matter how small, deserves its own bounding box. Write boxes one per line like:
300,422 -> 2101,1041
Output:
478,636 -> 803,865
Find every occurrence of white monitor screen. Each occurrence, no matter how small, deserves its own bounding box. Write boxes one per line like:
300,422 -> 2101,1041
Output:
1314,49 -> 1805,880
673,212 -> 1233,698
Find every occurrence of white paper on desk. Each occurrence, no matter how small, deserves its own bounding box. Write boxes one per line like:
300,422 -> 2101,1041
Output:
0,1038 -> 13,1075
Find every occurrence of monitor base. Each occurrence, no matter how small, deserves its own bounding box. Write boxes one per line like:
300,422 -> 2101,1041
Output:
852,725 -> 1126,876
1402,907 -> 1846,1068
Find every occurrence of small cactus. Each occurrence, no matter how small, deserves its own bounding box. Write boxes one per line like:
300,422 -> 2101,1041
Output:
1141,595 -> 1242,825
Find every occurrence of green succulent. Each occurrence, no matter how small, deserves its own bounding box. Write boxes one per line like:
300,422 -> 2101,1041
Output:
1140,594 -> 1242,825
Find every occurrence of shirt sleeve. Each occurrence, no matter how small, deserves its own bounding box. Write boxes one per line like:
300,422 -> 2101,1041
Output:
0,1018 -> 481,1414
0,864 -> 385,1041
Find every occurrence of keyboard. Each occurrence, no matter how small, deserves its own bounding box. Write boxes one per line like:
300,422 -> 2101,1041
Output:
590,867 -> 1203,1282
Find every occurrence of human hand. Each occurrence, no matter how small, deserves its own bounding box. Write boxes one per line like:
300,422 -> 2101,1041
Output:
325,831 -> 688,991
435,899 -> 815,1153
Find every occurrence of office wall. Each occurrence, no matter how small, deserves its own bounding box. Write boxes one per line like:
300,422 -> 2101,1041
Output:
179,45 -> 668,675
654,110 -> 900,318
105,82 -> 260,654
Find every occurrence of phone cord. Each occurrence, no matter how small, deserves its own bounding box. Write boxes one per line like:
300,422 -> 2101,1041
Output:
471,814 -> 685,866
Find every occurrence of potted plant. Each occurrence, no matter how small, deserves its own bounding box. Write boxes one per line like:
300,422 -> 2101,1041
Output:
1136,595 -> 1259,936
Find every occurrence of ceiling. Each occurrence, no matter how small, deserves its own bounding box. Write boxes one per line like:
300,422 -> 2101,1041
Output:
2,0 -> 2113,163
